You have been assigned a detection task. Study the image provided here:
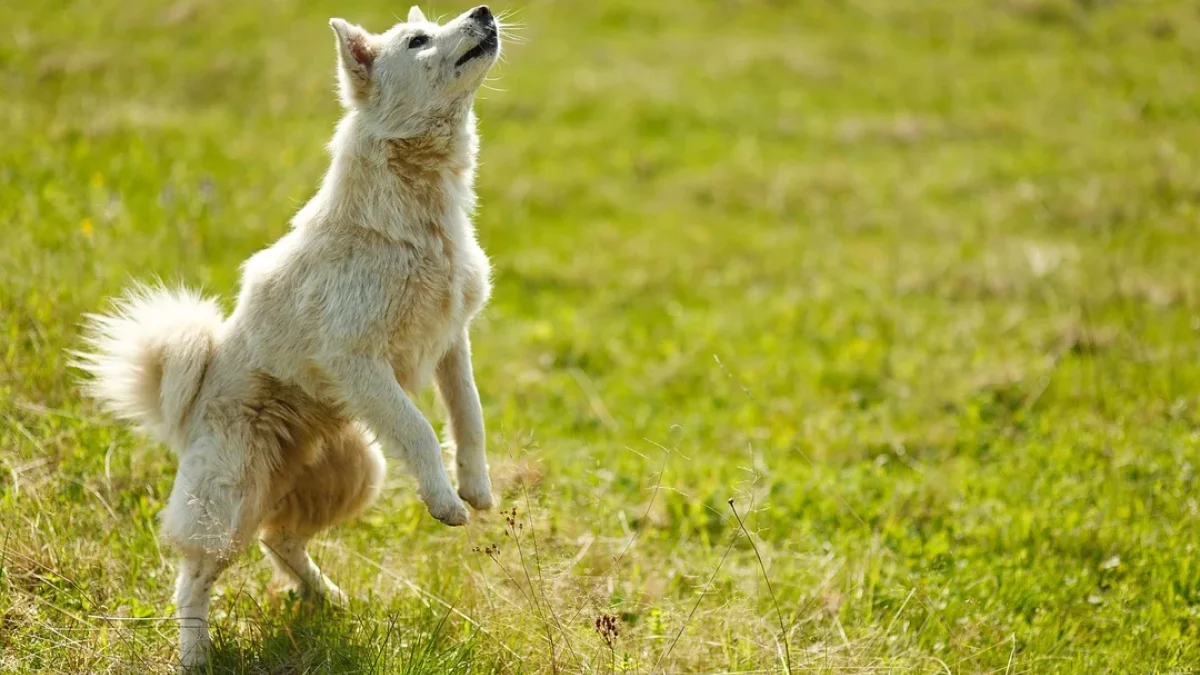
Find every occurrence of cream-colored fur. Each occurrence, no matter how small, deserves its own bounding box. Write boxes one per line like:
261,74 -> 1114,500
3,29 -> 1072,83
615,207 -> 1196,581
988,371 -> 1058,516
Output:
75,6 -> 502,670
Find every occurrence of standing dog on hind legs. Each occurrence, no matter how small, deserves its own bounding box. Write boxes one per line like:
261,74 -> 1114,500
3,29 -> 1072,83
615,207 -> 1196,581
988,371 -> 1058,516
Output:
76,5 -> 504,670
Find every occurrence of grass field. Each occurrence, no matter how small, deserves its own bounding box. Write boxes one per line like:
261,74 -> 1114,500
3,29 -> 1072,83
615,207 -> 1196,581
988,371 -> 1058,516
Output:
3,0 -> 1200,672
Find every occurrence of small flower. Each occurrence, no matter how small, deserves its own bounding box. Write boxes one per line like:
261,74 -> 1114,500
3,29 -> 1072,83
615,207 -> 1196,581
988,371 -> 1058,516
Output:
472,543 -> 500,557
503,507 -> 520,536
80,218 -> 94,238
594,613 -> 619,648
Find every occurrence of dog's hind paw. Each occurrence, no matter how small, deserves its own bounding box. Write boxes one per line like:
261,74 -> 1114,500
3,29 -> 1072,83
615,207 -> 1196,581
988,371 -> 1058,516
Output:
322,584 -> 350,607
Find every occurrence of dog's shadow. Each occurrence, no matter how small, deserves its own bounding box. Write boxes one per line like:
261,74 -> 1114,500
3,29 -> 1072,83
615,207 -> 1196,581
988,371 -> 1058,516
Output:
199,593 -> 400,672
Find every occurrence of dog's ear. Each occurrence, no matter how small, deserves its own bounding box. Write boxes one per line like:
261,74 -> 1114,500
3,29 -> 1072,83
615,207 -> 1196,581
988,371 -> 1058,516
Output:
407,6 -> 427,23
329,18 -> 376,107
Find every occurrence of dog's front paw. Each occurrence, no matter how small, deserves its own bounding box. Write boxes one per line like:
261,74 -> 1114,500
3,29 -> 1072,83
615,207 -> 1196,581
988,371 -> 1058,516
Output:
424,490 -> 470,526
458,472 -> 495,511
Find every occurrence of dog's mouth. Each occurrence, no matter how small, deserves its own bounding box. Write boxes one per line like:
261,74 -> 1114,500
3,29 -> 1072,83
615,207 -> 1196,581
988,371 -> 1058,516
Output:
454,25 -> 498,67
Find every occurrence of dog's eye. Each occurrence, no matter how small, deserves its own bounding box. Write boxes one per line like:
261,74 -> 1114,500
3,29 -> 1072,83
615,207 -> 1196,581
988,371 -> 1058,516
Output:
408,35 -> 430,49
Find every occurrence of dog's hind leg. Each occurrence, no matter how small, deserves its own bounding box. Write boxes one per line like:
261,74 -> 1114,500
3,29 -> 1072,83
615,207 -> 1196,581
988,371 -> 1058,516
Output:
162,441 -> 269,672
259,530 -> 347,604
173,553 -> 228,670
259,423 -> 385,603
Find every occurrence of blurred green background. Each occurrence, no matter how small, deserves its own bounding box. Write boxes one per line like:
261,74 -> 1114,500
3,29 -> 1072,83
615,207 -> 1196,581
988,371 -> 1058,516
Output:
3,0 -> 1200,672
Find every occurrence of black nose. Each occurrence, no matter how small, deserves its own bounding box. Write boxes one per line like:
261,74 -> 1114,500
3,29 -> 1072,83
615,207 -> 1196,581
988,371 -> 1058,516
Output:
469,5 -> 492,23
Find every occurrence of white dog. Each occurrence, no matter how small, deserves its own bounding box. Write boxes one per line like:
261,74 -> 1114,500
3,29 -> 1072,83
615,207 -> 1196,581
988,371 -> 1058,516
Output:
76,5 -> 501,669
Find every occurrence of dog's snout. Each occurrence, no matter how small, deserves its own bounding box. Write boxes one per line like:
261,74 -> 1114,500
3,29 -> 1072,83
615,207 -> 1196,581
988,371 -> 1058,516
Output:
469,5 -> 493,24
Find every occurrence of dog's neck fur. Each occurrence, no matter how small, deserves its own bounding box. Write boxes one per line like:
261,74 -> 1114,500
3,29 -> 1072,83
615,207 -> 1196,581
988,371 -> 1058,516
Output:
297,105 -> 479,240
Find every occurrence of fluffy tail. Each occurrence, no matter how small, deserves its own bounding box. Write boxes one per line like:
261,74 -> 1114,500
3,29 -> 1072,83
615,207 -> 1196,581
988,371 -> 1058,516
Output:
75,284 -> 224,446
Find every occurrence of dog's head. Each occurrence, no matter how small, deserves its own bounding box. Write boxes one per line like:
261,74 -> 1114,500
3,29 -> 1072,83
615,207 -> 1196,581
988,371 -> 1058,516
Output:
329,5 -> 500,135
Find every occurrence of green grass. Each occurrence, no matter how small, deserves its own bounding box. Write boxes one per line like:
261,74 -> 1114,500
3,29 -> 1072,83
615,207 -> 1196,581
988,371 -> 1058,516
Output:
3,0 -> 1200,672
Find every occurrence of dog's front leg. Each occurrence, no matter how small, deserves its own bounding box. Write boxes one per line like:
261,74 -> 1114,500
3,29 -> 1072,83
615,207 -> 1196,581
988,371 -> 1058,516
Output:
322,353 -> 469,525
435,331 -> 494,510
